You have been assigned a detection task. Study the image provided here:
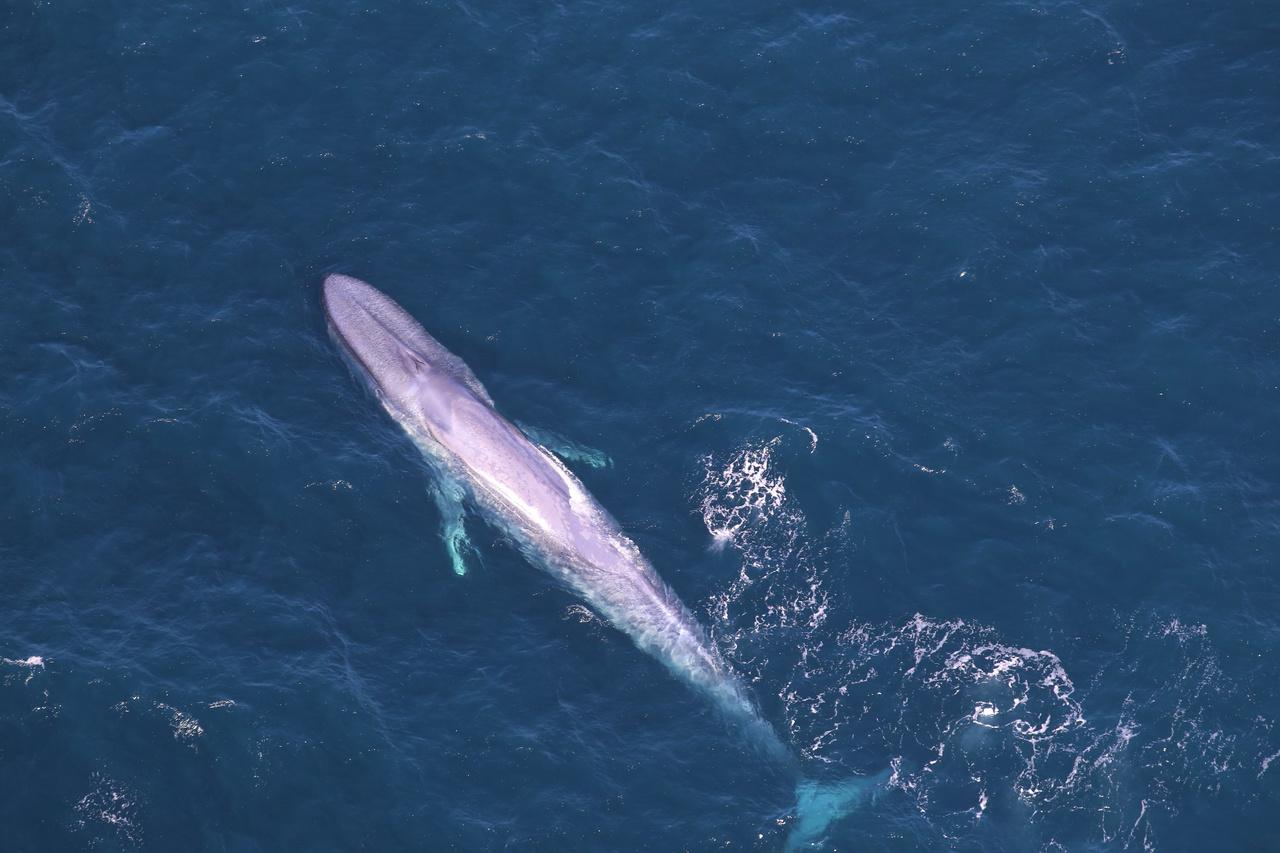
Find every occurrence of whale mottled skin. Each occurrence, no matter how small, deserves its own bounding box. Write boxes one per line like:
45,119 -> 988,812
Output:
323,274 -> 786,754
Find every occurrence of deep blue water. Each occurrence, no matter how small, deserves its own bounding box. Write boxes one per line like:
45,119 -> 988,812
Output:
3,1 -> 1280,850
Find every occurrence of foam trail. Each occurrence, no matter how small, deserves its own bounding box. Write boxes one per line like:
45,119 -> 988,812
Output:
698,434 -> 881,841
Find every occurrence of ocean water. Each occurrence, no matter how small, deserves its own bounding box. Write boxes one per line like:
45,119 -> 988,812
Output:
3,1 -> 1279,850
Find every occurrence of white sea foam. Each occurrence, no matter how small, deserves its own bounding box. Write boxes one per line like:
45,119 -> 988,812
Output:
2,655 -> 46,685
73,772 -> 142,845
691,433 -> 1276,849
564,604 -> 600,625
699,436 -> 792,548
112,697 -> 205,747
777,417 -> 819,453
160,704 -> 205,743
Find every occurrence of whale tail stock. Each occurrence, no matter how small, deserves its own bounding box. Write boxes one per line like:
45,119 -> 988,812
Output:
704,673 -> 886,849
784,768 -> 890,851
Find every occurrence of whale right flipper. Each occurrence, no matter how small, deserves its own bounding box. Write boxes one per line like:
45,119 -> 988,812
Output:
516,422 -> 613,469
429,480 -> 477,576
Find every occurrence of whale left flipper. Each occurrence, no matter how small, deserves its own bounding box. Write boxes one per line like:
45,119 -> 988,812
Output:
429,480 -> 478,576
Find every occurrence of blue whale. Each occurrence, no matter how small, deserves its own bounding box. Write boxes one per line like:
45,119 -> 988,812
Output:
323,274 -> 875,846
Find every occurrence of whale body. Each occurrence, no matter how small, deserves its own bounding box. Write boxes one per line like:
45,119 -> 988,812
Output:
323,274 -> 885,847
322,274 -> 786,754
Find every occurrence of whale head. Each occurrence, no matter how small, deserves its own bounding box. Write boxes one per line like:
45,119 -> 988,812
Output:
323,273 -> 465,431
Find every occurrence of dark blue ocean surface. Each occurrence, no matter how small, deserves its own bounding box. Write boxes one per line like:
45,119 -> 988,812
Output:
3,1 -> 1279,850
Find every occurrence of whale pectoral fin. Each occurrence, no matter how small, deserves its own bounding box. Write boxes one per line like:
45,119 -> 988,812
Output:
430,481 -> 477,577
516,422 -> 612,469
443,518 -> 477,577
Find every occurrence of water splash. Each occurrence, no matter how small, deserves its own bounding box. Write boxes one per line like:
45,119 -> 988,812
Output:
695,434 -> 1279,849
2,655 -> 46,686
